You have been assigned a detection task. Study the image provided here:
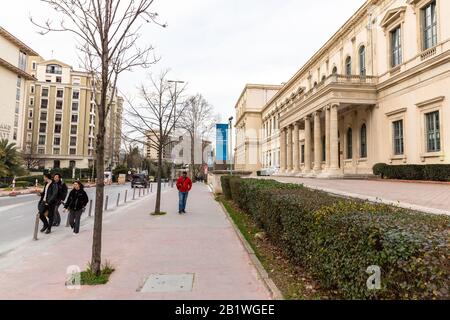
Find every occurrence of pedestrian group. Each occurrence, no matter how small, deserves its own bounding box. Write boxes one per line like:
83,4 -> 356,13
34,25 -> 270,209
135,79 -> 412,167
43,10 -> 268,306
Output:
38,173 -> 89,235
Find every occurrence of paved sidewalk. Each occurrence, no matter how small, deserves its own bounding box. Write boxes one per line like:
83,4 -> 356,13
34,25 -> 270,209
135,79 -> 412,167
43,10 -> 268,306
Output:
265,177 -> 450,216
0,184 -> 271,300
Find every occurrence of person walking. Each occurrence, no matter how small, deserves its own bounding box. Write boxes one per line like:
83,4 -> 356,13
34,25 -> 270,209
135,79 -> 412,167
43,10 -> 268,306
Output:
53,173 -> 68,227
38,173 -> 59,234
176,171 -> 192,214
63,181 -> 89,235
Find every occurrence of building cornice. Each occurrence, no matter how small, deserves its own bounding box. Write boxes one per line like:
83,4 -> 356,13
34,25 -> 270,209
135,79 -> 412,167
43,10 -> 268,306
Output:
0,57 -> 36,80
262,0 -> 380,113
0,27 -> 39,56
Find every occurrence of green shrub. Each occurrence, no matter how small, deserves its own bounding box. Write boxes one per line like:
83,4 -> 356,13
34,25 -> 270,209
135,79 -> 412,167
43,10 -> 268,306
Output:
373,163 -> 388,178
16,175 -> 43,186
228,178 -> 450,300
373,164 -> 450,182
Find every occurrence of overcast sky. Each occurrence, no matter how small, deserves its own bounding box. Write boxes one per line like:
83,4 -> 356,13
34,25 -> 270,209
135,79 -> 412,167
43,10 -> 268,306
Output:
1,0 -> 366,122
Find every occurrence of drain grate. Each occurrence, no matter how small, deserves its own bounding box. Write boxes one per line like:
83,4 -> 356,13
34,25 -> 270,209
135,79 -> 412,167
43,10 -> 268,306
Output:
140,273 -> 195,293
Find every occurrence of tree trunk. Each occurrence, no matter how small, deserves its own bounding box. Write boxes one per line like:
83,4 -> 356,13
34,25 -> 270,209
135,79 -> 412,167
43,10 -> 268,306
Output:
154,144 -> 163,214
190,133 -> 195,181
91,51 -> 109,276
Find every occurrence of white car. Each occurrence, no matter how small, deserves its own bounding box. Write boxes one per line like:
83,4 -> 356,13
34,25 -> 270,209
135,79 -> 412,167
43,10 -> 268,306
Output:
259,167 -> 278,176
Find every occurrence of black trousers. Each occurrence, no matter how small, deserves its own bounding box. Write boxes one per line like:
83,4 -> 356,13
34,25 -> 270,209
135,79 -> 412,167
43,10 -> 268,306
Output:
39,204 -> 55,231
53,203 -> 62,225
68,210 -> 83,234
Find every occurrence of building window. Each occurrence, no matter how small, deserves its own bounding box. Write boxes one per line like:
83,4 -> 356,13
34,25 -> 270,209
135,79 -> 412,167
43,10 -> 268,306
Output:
422,1 -> 437,50
40,111 -> 47,121
16,88 -> 21,101
29,109 -> 33,118
54,124 -> 62,134
55,113 -> 62,122
38,135 -> 46,145
70,137 -> 77,146
345,57 -> 352,76
39,123 -> 47,133
70,149 -> 77,156
332,66 -> 338,75
426,111 -> 440,152
32,61 -> 37,70
69,160 -> 76,168
359,46 -> 366,76
30,85 -> 35,94
54,137 -> 61,146
56,77 -> 62,83
54,160 -> 60,167
360,124 -> 367,158
71,115 -> 78,123
41,99 -> 48,109
73,91 -> 80,100
56,100 -> 63,110
346,128 -> 353,159
72,102 -> 79,112
18,51 -> 27,71
30,97 -> 34,106
57,89 -> 64,98
46,64 -> 62,75
13,129 -> 17,140
301,145 -> 305,164
38,148 -> 45,155
391,26 -> 402,67
393,120 -> 404,155
322,136 -> 326,162
71,125 -> 78,135
42,88 -> 49,97
28,121 -> 32,130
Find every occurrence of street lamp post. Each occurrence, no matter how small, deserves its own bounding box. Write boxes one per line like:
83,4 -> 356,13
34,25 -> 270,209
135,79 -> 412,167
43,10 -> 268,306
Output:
168,80 -> 185,181
228,117 -> 234,176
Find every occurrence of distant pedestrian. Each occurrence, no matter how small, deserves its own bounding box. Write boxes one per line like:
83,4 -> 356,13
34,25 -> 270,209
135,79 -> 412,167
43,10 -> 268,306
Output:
64,181 -> 89,235
176,171 -> 192,214
38,173 -> 59,234
53,173 -> 68,227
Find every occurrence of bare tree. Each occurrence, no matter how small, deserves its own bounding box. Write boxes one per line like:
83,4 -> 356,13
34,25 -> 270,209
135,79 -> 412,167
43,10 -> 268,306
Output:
124,71 -> 187,214
178,94 -> 215,179
21,143 -> 41,170
31,0 -> 165,275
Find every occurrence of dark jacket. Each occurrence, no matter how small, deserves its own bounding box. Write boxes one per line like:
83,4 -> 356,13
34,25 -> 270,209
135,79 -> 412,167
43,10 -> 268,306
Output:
64,189 -> 89,212
55,181 -> 68,202
39,182 -> 59,206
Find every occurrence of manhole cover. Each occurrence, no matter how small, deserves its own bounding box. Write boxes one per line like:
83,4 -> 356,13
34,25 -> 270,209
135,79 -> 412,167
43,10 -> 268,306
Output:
140,273 -> 195,293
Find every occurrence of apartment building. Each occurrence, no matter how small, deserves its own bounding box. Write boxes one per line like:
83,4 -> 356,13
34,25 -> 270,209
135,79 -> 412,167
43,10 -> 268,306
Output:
0,27 -> 38,149
235,0 -> 450,177
23,58 -> 123,170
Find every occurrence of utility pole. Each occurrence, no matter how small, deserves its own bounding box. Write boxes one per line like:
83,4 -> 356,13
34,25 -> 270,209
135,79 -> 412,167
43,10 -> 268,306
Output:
168,80 -> 185,181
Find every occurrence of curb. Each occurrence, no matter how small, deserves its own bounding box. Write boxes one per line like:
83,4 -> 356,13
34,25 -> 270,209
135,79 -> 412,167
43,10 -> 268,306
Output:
215,196 -> 284,301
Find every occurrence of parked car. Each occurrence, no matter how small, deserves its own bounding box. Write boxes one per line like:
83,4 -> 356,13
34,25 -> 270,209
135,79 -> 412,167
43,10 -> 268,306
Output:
259,167 -> 278,176
131,174 -> 149,188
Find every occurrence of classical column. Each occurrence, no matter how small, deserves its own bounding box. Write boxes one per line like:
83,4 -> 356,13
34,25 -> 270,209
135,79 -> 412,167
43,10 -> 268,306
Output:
293,122 -> 300,173
280,128 -> 286,173
286,125 -> 293,172
325,106 -> 331,169
330,104 -> 339,172
314,111 -> 322,173
304,116 -> 312,173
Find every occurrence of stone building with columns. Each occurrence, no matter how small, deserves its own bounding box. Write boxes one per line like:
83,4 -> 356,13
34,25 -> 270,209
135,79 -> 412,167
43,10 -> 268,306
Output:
237,0 -> 450,178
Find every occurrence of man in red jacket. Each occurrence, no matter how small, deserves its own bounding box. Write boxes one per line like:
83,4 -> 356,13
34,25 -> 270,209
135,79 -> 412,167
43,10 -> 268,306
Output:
176,171 -> 193,214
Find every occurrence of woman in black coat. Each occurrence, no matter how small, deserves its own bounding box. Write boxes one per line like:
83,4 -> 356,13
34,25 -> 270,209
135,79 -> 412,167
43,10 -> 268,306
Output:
64,181 -> 89,234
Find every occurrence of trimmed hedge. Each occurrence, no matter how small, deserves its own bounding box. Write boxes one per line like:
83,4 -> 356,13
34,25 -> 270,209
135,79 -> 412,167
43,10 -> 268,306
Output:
222,177 -> 450,300
373,163 -> 450,182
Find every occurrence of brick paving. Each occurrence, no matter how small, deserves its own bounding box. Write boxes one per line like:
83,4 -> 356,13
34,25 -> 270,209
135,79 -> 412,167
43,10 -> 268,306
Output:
265,177 -> 450,215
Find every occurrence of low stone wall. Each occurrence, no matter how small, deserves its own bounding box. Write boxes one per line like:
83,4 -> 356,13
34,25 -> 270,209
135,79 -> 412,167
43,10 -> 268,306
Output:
208,171 -> 253,194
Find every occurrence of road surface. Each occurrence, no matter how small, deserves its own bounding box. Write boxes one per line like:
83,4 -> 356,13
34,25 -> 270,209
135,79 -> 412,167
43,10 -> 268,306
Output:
0,183 -> 158,257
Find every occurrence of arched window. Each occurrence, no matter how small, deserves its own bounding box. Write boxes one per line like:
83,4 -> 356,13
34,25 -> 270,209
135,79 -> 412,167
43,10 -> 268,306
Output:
360,124 -> 367,158
359,46 -> 366,76
46,64 -> 62,75
332,66 -> 338,75
321,75 -> 326,82
345,57 -> 352,76
346,128 -> 353,159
